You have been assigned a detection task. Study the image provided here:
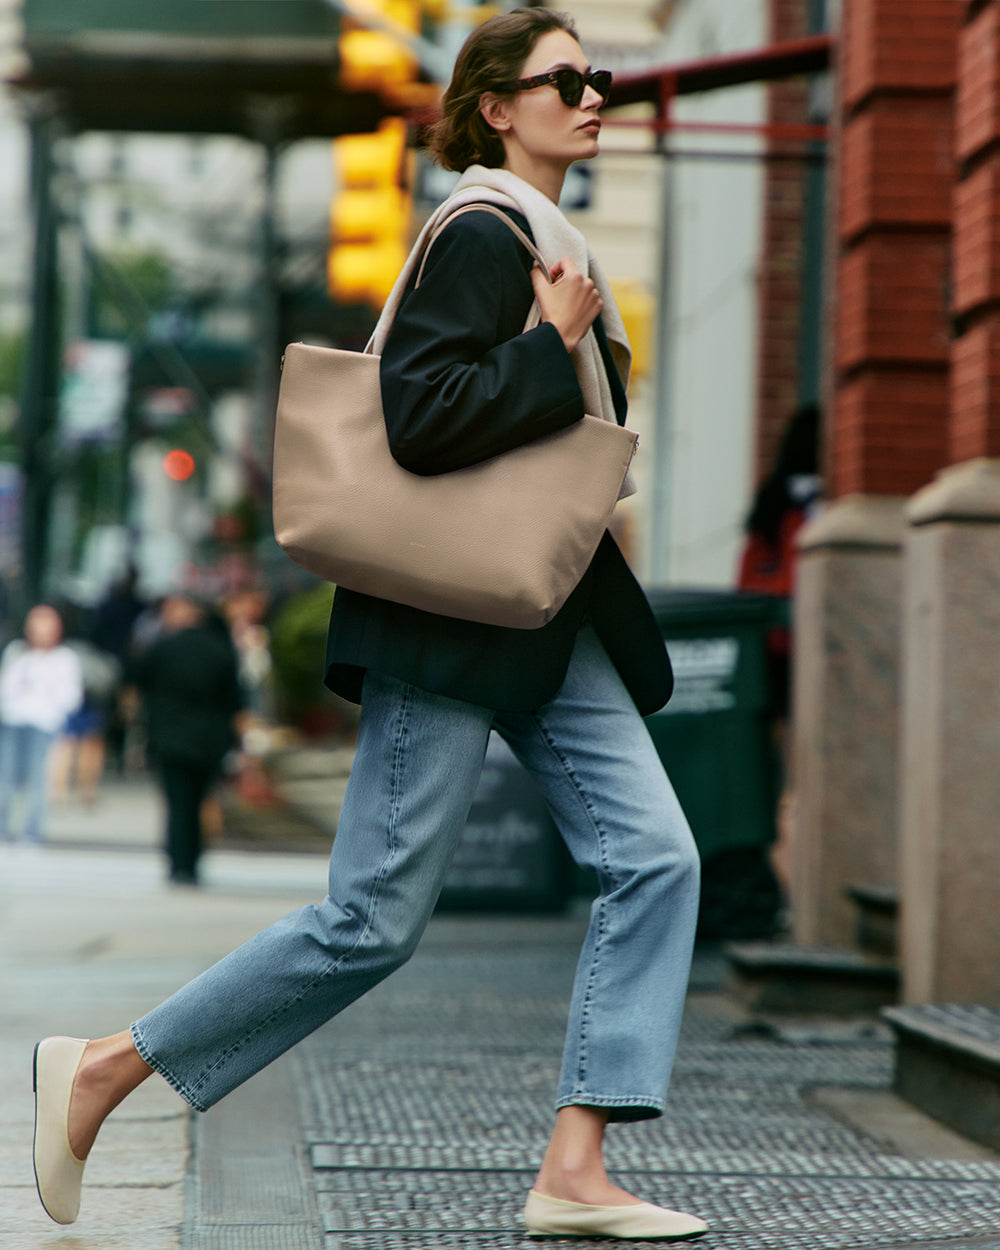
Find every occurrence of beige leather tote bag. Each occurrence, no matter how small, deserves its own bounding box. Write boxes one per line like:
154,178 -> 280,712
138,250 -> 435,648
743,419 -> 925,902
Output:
272,206 -> 637,630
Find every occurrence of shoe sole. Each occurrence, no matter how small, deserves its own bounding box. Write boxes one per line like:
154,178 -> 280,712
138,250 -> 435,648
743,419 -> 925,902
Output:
526,1233 -> 707,1243
527,1230 -> 705,1240
31,1041 -> 55,1222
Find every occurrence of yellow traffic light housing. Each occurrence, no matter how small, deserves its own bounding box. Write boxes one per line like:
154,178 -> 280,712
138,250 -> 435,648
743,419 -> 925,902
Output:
610,280 -> 655,381
338,1 -> 420,94
334,117 -> 406,187
328,237 -> 408,308
329,117 -> 412,309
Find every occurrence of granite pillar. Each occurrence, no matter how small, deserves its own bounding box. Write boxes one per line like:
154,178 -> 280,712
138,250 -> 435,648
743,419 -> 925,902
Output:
791,494 -> 906,948
900,459 -> 1000,1004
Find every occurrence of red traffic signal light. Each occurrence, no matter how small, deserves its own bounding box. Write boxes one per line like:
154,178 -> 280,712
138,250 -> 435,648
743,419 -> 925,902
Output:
162,449 -> 195,481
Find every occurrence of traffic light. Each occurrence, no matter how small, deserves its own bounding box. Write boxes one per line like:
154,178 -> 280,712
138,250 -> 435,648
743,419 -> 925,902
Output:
338,0 -> 420,95
329,117 -> 412,309
610,280 -> 655,381
162,448 -> 195,481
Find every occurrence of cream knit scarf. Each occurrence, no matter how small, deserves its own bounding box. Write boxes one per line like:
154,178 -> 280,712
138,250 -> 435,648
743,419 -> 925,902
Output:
369,165 -> 636,498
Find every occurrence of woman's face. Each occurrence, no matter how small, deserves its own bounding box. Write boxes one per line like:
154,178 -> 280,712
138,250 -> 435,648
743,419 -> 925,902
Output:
485,29 -> 604,177
25,606 -> 62,650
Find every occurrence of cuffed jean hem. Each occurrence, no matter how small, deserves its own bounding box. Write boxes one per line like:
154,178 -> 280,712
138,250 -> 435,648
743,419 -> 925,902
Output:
130,1023 -> 210,1113
554,1094 -> 665,1123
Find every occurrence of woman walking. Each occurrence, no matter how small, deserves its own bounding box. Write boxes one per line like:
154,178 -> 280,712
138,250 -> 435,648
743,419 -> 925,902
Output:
33,10 -> 705,1239
0,604 -> 83,844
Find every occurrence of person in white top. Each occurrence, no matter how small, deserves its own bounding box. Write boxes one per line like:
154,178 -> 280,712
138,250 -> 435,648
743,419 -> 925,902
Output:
0,604 -> 83,843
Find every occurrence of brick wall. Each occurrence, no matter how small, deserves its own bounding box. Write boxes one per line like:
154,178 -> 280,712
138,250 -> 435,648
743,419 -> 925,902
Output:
950,0 -> 1000,462
754,0 -> 811,483
829,0 -> 960,497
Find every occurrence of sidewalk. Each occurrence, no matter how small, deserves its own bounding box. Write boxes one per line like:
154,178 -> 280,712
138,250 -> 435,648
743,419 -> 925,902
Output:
0,774 -> 329,1250
3,773 -> 1000,1249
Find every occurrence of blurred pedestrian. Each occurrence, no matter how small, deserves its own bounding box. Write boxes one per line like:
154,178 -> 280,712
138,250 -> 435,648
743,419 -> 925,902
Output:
737,403 -> 821,897
93,567 -> 147,775
128,593 -> 243,885
0,604 -> 83,844
128,595 -> 167,657
32,11 -> 704,1242
94,566 -> 145,662
50,637 -> 121,808
222,589 -> 273,719
737,403 -> 821,674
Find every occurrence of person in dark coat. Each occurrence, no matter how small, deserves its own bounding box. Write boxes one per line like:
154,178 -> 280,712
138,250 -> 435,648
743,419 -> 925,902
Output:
93,567 -> 147,775
32,12 -> 705,1241
130,594 -> 243,884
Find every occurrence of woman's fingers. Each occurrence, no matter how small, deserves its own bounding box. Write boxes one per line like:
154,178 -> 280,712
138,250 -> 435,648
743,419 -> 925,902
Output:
530,263 -> 552,299
532,258 -> 603,353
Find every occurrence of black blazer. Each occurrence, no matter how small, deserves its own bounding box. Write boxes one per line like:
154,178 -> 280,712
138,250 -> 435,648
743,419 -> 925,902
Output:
324,207 -> 672,716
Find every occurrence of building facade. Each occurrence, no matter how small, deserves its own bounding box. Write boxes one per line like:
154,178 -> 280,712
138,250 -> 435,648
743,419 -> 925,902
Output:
793,0 -> 1000,1006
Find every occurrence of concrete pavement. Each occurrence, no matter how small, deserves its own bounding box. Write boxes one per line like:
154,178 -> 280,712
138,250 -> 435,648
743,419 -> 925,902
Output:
3,771 -> 1000,1249
0,774 -> 329,1250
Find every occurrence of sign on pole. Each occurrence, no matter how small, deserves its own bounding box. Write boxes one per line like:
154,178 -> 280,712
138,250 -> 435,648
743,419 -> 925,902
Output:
58,339 -> 130,444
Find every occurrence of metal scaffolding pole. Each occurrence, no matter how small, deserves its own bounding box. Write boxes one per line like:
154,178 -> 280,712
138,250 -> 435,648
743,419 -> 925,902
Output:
17,99 -> 60,611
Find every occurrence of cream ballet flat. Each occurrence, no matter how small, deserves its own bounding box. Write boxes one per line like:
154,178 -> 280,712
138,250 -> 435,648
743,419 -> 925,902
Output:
33,1036 -> 90,1225
523,1189 -> 708,1240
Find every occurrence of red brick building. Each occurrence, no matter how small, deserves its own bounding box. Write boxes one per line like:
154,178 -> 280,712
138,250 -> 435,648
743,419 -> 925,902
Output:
952,0 -> 1000,464
755,0 -> 818,482
756,0 -> 1000,498
830,0 -> 957,498
808,0 -> 998,498
787,0 -> 1000,1000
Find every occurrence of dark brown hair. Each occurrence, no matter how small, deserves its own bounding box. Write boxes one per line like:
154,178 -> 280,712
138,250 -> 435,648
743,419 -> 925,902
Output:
425,8 -> 579,172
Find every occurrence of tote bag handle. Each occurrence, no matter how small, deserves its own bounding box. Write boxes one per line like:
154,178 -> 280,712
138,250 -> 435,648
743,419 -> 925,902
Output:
414,203 -> 554,290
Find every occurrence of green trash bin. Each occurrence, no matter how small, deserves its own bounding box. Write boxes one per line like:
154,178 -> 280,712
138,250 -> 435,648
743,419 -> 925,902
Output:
644,588 -> 785,940
437,733 -> 573,913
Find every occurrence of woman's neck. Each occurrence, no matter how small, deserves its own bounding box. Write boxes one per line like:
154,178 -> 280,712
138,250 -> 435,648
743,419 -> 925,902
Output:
500,151 -> 566,205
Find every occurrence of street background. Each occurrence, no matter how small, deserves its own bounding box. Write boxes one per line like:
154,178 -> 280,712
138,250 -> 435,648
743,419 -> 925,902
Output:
3,774 -> 1000,1250
3,2 -> 1000,1245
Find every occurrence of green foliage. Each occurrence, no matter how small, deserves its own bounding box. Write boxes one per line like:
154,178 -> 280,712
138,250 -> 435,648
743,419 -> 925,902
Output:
74,443 -> 125,537
92,247 -> 173,339
0,327 -> 27,400
0,329 -> 26,456
269,583 -> 336,714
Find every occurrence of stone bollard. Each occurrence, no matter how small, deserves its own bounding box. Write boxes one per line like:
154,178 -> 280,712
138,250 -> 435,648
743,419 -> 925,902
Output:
791,495 -> 906,949
899,459 -> 1000,1004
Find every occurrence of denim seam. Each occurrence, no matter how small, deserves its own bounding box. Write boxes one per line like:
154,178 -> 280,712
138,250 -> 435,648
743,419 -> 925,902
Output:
175,685 -> 414,1109
531,710 -> 614,1098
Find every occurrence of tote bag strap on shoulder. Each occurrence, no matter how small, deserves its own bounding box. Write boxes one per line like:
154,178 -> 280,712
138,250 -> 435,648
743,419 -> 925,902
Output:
413,202 -> 553,290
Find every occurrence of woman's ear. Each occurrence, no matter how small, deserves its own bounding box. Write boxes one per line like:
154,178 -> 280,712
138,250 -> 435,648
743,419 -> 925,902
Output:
479,92 -> 513,135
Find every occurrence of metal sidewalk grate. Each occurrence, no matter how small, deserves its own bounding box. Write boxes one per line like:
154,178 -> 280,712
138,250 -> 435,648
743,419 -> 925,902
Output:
288,922 -> 1000,1249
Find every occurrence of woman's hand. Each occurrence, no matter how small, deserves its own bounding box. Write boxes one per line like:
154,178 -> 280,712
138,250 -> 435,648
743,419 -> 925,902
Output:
530,258 -> 603,354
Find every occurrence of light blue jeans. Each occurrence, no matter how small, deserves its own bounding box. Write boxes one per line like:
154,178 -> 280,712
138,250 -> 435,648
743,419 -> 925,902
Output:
0,723 -> 57,843
132,626 -> 700,1119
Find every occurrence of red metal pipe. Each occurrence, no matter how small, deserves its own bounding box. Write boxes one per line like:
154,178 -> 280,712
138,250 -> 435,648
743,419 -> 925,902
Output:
603,117 -> 829,142
608,33 -> 834,109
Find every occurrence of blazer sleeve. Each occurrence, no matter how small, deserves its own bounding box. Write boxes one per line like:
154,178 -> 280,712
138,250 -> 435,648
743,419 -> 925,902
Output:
379,211 -> 585,475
